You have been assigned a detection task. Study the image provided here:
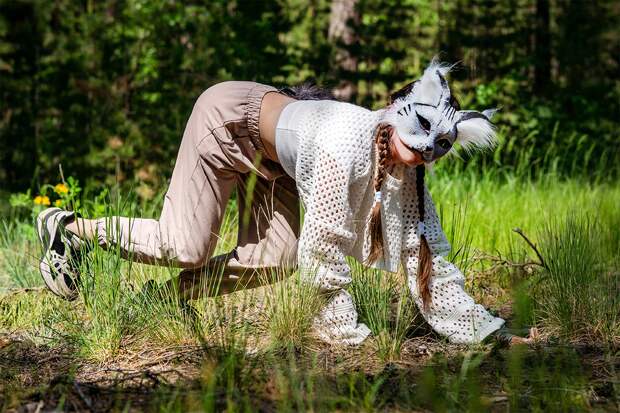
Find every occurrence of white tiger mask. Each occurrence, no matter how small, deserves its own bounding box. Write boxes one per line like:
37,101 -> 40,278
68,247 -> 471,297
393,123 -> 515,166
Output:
382,61 -> 497,162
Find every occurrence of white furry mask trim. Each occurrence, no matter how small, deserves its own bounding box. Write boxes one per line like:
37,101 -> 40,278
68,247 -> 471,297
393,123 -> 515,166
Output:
381,60 -> 497,162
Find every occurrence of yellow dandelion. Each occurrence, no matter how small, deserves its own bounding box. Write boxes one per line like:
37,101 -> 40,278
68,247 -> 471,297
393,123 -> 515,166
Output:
54,199 -> 63,207
54,183 -> 69,194
34,195 -> 51,206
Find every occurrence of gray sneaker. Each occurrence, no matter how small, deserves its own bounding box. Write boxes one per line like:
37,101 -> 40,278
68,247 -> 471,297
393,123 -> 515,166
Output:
36,207 -> 85,300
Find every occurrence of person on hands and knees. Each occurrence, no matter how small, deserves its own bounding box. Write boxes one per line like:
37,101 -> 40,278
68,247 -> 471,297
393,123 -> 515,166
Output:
36,61 -> 537,347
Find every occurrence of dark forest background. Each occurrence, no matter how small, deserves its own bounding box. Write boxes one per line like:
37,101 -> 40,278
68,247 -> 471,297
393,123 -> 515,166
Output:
1,0 -> 619,197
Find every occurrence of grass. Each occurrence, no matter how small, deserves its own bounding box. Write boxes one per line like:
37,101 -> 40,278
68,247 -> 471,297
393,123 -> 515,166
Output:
349,264 -> 419,361
1,166 -> 619,411
429,169 -> 620,344
535,213 -> 619,342
262,270 -> 324,350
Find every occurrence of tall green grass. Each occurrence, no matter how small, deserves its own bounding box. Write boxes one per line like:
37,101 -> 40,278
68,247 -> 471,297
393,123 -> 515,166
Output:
431,167 -> 620,344
441,121 -> 620,184
0,220 -> 40,289
535,212 -> 619,343
260,270 -> 324,350
349,264 -> 419,361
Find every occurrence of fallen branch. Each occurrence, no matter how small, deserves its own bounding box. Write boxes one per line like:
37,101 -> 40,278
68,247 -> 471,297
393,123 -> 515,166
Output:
512,228 -> 548,270
473,250 -> 544,276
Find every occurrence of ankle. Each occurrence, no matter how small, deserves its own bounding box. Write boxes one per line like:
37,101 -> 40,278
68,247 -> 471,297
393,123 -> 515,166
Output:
64,219 -> 79,236
65,218 -> 96,241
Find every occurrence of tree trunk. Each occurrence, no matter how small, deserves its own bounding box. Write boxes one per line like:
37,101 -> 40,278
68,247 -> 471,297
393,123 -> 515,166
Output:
328,0 -> 359,101
534,0 -> 551,94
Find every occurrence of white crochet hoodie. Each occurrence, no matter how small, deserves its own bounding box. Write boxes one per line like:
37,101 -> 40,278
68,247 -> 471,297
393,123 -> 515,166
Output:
291,100 -> 505,345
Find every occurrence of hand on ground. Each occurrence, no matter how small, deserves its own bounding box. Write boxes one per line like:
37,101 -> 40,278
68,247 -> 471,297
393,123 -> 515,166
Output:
509,327 -> 540,346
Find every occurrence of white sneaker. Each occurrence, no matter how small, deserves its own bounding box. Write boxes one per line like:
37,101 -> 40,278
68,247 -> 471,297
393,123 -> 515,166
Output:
36,207 -> 85,300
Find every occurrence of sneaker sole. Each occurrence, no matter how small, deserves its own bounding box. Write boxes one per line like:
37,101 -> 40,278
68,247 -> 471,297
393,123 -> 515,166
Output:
36,208 -> 76,299
36,208 -> 63,297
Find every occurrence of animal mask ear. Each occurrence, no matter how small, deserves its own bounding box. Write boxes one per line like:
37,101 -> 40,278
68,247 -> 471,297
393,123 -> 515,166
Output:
455,110 -> 498,151
389,81 -> 416,104
482,108 -> 498,120
389,59 -> 452,105
414,61 -> 451,106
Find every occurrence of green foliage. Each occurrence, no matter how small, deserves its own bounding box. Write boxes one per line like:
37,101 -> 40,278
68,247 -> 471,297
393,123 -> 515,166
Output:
1,0 -> 619,193
0,0 -> 294,192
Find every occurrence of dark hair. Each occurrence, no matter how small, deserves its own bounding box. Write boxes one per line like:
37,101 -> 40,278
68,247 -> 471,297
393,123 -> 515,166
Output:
279,83 -> 336,101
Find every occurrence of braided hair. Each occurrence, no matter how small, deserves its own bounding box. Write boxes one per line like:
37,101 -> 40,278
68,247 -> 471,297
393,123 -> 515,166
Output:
366,123 -> 392,265
366,128 -> 434,310
415,164 -> 433,310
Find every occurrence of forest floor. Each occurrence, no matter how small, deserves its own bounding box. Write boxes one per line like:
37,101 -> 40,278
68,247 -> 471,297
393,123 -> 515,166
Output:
1,328 -> 617,412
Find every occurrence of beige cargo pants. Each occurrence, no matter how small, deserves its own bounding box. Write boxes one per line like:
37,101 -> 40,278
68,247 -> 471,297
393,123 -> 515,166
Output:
96,81 -> 300,298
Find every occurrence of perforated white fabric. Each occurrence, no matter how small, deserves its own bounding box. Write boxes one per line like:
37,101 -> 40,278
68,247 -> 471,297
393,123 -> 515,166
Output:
292,100 -> 504,345
294,101 -> 376,345
399,167 -> 505,344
